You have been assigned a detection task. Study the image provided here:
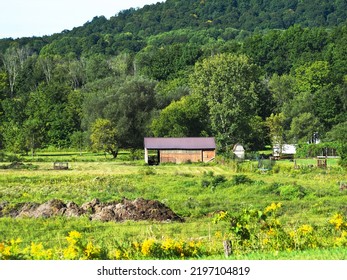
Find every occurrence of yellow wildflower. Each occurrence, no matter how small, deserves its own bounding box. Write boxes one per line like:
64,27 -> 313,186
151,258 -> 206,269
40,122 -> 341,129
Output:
141,239 -> 155,256
262,238 -> 269,245
214,231 -> 222,239
84,241 -> 100,259
161,238 -> 174,251
63,245 -> 78,260
267,228 -> 276,236
29,242 -> 52,260
133,241 -> 140,250
264,202 -> 282,214
109,249 -> 123,260
66,230 -> 82,245
219,211 -> 228,220
0,243 -> 5,253
298,224 -> 313,235
289,231 -> 296,239
329,214 -> 345,230
3,246 -> 11,257
68,230 -> 82,239
10,238 -> 22,245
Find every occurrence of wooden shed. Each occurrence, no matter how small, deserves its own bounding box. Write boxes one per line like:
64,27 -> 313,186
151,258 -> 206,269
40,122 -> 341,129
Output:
144,137 -> 216,164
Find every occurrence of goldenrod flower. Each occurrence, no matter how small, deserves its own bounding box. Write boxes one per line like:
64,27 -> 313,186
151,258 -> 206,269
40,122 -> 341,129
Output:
298,224 -> 313,235
262,238 -> 269,245
267,228 -> 276,236
63,245 -> 78,260
141,239 -> 155,256
0,243 -> 5,253
29,242 -> 52,260
264,202 -> 282,214
329,214 -> 345,230
66,230 -> 82,245
84,241 -> 100,259
161,238 -> 174,251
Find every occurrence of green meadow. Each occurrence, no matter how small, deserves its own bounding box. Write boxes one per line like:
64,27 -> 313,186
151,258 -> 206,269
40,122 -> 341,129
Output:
0,152 -> 346,260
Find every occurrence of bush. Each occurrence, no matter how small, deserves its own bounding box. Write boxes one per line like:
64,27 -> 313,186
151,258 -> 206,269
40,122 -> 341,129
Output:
129,149 -> 143,161
278,184 -> 308,200
200,172 -> 227,190
212,175 -> 227,186
339,158 -> 347,167
0,153 -> 22,163
231,174 -> 253,185
201,179 -> 211,188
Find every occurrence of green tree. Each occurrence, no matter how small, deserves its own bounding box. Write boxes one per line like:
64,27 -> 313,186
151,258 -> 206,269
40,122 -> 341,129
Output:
23,118 -> 45,156
90,118 -> 119,158
288,112 -> 321,143
0,121 -> 26,154
325,121 -> 347,166
84,54 -> 111,82
136,43 -> 202,81
290,61 -> 331,118
0,71 -> 8,96
70,131 -> 86,155
265,113 -> 286,154
268,73 -> 295,113
103,76 -> 157,148
24,82 -> 73,148
190,53 -> 262,150
150,94 -> 210,137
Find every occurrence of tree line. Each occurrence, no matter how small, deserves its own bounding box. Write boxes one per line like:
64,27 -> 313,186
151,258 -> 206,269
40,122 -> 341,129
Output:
0,0 -> 346,162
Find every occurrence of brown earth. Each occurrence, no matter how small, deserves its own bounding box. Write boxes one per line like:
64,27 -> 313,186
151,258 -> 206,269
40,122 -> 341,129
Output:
0,198 -> 184,222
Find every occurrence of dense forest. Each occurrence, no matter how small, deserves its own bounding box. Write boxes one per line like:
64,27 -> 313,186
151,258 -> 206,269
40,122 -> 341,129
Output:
0,0 -> 346,160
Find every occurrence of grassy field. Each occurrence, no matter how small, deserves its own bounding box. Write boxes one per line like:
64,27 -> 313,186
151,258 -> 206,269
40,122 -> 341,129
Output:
0,152 -> 346,260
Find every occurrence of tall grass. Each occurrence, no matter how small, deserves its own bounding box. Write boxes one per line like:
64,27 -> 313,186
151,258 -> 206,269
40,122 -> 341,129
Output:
1,153 -> 346,259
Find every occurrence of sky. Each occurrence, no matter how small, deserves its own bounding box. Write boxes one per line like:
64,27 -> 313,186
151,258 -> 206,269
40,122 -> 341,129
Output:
0,0 -> 165,39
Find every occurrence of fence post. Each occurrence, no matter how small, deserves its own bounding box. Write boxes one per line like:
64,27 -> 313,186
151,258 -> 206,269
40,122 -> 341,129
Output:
223,239 -> 232,257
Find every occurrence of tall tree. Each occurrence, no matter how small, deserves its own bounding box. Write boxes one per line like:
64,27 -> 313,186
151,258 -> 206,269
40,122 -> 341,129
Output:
1,47 -> 21,96
150,93 -> 210,137
190,53 -> 262,150
90,118 -> 119,158
105,76 -> 157,148
288,112 -> 321,143
265,112 -> 286,154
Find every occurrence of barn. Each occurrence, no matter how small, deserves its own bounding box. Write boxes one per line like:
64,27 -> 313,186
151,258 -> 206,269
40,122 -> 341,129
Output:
144,137 -> 216,164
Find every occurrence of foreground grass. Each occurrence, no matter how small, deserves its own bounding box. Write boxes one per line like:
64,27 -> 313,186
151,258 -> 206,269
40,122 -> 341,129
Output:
1,154 -> 346,259
214,247 -> 347,260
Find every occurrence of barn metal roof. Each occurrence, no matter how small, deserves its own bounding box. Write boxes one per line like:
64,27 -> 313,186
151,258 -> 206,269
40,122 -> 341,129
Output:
144,137 -> 216,150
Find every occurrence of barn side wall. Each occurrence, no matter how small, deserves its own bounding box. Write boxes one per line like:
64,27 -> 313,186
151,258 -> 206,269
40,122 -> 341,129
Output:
202,150 -> 215,162
159,149 -> 215,163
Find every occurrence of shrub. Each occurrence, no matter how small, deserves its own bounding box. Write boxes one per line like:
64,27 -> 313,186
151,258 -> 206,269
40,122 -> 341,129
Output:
200,172 -> 227,190
231,174 -> 253,185
201,179 -> 211,188
212,175 -> 227,186
129,149 -> 143,161
278,184 -> 308,200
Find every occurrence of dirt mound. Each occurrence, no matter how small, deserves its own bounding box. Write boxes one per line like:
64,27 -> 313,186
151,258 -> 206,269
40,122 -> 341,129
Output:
0,198 -> 183,222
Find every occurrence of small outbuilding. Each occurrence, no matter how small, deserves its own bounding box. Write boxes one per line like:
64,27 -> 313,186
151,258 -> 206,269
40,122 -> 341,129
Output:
273,144 -> 296,159
233,143 -> 245,159
144,137 -> 216,164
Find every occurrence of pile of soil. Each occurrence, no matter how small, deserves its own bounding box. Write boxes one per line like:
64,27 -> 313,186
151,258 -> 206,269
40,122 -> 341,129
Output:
0,198 -> 184,222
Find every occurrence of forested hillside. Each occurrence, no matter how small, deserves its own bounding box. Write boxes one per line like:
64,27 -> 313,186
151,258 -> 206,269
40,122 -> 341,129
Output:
0,0 -> 346,160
